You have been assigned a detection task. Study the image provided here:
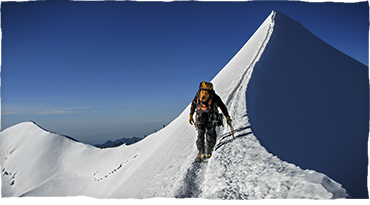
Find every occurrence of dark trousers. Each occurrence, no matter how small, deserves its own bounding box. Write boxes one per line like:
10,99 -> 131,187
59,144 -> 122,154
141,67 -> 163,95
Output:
196,122 -> 216,154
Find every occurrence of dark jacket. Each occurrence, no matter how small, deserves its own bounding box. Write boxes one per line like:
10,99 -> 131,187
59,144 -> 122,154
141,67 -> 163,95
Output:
190,90 -> 229,118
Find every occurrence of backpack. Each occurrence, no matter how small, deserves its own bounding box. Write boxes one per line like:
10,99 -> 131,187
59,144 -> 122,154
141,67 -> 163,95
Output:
195,82 -> 223,126
197,82 -> 214,112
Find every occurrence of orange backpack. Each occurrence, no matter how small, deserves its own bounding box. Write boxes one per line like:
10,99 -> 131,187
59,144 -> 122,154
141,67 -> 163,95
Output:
197,82 -> 214,111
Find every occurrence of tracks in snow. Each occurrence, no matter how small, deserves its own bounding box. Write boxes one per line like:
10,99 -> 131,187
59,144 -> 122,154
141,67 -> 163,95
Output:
174,160 -> 208,198
174,125 -> 252,198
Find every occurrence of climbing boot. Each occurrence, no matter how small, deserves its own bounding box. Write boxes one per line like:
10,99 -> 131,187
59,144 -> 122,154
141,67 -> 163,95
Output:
197,152 -> 205,162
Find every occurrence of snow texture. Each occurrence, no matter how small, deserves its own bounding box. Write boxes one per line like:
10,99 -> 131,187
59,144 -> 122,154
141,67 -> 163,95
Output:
1,11 -> 349,199
247,9 -> 369,199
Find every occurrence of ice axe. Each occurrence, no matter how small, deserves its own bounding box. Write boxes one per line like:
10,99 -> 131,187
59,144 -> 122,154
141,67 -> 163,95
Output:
229,123 -> 235,139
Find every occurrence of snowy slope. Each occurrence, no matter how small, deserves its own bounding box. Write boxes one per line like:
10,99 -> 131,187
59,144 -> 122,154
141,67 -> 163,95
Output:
1,11 -> 348,199
246,10 -> 368,198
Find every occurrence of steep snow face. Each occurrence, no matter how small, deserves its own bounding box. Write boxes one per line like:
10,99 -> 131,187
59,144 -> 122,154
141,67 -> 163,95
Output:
247,11 -> 369,198
1,11 -> 348,199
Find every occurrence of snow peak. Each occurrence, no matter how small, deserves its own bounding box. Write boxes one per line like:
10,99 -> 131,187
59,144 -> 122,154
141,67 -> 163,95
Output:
197,82 -> 213,111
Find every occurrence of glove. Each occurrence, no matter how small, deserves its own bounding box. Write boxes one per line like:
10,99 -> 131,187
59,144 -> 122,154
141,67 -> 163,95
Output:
226,116 -> 232,125
189,114 -> 194,125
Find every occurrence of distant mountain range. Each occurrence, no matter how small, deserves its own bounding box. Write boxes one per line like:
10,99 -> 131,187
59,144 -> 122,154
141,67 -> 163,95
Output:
94,137 -> 143,148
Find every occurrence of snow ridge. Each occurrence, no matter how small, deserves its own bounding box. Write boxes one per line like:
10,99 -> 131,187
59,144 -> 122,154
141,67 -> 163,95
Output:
223,10 -> 275,108
1,11 -> 349,199
174,10 -> 347,199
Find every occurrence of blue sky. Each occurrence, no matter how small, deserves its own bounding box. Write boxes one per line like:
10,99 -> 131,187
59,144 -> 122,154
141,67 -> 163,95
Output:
1,0 -> 368,144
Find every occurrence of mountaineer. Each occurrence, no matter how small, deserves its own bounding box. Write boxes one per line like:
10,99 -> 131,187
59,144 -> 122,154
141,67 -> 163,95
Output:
189,81 -> 232,162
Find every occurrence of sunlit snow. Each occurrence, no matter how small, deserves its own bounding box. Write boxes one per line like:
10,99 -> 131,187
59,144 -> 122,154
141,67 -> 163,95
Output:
1,11 -> 349,199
